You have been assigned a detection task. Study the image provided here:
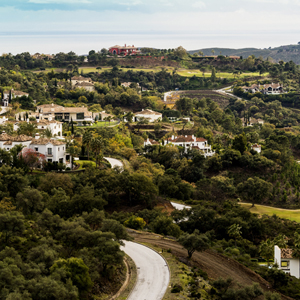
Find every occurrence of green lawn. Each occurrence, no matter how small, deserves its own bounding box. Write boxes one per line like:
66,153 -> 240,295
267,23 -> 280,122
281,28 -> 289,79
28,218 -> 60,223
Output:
75,160 -> 96,170
240,202 -> 300,222
91,121 -> 118,127
177,70 -> 268,79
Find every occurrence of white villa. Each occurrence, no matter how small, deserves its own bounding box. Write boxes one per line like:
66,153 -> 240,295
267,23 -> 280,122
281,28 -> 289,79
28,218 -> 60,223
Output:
12,120 -> 63,137
251,144 -> 262,154
274,246 -> 300,279
36,103 -> 93,126
145,134 -> 215,157
0,132 -> 67,164
242,83 -> 284,95
71,76 -> 93,87
134,109 -> 162,123
241,117 -> 264,127
74,81 -> 95,92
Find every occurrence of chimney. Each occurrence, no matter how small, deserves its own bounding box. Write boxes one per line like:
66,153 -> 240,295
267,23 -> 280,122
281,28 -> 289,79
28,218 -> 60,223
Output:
171,135 -> 174,140
51,103 -> 54,106
185,135 -> 187,137
35,133 -> 40,139
27,118 -> 29,123
125,44 -> 126,47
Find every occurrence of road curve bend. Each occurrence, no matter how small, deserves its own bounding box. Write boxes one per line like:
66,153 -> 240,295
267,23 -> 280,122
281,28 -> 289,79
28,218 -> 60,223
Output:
171,202 -> 191,210
121,241 -> 170,300
104,157 -> 123,171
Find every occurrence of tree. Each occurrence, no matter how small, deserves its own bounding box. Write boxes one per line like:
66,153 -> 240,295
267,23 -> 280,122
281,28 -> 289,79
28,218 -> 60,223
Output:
237,177 -> 273,207
91,136 -> 106,167
50,257 -> 93,295
173,46 -> 187,59
211,67 -> 216,82
0,211 -> 25,245
137,117 -> 149,132
16,187 -> 44,215
232,132 -> 247,154
125,111 -> 134,123
82,130 -> 92,160
20,148 -> 46,172
259,239 -> 274,265
178,229 -> 209,258
228,224 -> 242,247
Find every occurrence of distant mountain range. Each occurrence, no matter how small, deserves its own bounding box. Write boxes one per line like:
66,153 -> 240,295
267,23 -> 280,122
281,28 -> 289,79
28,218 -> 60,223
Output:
188,43 -> 300,64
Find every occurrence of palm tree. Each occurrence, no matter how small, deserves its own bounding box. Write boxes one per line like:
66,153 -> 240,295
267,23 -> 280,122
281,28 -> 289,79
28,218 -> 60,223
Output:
43,127 -> 53,138
67,145 -> 78,170
106,116 -> 113,126
91,136 -> 106,167
228,224 -> 242,247
82,130 -> 92,160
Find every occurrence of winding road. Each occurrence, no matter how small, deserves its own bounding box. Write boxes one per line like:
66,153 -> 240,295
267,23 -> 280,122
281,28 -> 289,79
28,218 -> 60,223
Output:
106,157 -> 170,299
104,157 -> 124,171
121,241 -> 170,300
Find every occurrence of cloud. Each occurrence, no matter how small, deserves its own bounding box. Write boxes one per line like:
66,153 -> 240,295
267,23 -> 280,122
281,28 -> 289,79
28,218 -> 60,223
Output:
192,1 -> 206,9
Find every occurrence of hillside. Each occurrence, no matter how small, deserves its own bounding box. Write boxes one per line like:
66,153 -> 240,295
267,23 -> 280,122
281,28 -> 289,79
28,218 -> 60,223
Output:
189,43 -> 300,64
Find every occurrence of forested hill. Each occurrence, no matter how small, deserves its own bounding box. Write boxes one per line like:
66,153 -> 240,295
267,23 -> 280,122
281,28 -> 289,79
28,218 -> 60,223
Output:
189,43 -> 300,64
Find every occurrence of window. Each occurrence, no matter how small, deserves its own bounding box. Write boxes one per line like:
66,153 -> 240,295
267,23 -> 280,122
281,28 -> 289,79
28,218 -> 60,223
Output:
35,147 -> 38,152
48,159 -> 52,162
47,148 -> 52,155
58,147 -> 60,151
63,147 -> 64,150
281,261 -> 289,268
77,113 -> 84,120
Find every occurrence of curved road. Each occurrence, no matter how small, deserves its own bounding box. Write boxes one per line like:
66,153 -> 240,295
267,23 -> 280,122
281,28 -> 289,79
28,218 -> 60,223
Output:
171,202 -> 191,210
104,157 -> 124,170
121,241 -> 170,300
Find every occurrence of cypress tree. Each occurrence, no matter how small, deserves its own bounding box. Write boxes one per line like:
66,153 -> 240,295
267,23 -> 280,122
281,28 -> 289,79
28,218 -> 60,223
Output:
71,117 -> 74,134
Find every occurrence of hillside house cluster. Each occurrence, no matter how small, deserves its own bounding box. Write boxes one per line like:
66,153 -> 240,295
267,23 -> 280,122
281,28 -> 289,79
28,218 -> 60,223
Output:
144,134 -> 215,158
241,83 -> 284,95
240,117 -> 264,127
274,246 -> 300,279
109,44 -> 140,56
0,133 -> 68,165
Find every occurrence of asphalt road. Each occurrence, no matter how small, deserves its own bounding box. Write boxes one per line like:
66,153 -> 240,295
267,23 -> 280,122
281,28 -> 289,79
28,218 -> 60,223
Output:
121,241 -> 170,300
171,202 -> 191,210
104,157 -> 123,170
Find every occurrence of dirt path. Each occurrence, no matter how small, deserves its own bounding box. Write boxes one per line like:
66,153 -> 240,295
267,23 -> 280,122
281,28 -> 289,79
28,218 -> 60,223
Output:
130,232 -> 293,300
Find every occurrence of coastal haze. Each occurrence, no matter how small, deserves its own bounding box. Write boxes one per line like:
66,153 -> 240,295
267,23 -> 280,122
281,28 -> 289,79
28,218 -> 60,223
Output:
1,31 -> 300,55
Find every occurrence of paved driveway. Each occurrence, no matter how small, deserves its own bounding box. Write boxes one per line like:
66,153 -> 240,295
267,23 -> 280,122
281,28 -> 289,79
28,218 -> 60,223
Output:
104,157 -> 123,170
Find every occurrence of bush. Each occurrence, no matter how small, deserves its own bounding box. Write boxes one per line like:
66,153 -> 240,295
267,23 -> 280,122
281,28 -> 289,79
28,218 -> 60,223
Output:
171,284 -> 183,293
124,216 -> 146,230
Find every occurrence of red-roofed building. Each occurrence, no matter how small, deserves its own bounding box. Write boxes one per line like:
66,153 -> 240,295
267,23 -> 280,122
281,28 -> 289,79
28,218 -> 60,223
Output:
109,44 -> 140,56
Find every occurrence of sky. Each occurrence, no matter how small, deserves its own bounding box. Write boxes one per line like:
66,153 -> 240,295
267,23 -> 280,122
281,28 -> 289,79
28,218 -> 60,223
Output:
1,0 -> 300,54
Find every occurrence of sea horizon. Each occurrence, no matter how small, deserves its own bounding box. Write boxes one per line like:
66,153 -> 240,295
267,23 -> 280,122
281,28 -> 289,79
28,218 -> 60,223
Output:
1,30 -> 300,55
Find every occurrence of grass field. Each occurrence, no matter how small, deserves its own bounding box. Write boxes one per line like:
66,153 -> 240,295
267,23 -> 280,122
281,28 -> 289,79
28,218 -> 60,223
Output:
75,160 -> 96,170
37,66 -> 268,80
91,121 -> 118,127
177,70 -> 268,79
240,202 -> 300,222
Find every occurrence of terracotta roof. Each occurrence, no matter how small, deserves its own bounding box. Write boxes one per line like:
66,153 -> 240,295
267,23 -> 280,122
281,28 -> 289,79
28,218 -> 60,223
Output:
147,139 -> 159,145
252,144 -> 261,148
171,136 -> 194,143
196,137 -> 207,142
37,104 -> 63,109
0,134 -> 32,142
109,45 -> 137,50
30,138 -> 65,146
38,105 -> 89,114
135,109 -> 162,116
0,133 -> 13,141
281,248 -> 293,259
168,135 -> 207,143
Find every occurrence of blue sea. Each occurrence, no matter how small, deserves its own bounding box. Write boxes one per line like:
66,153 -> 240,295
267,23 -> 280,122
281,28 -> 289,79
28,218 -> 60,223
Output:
1,31 -> 300,55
